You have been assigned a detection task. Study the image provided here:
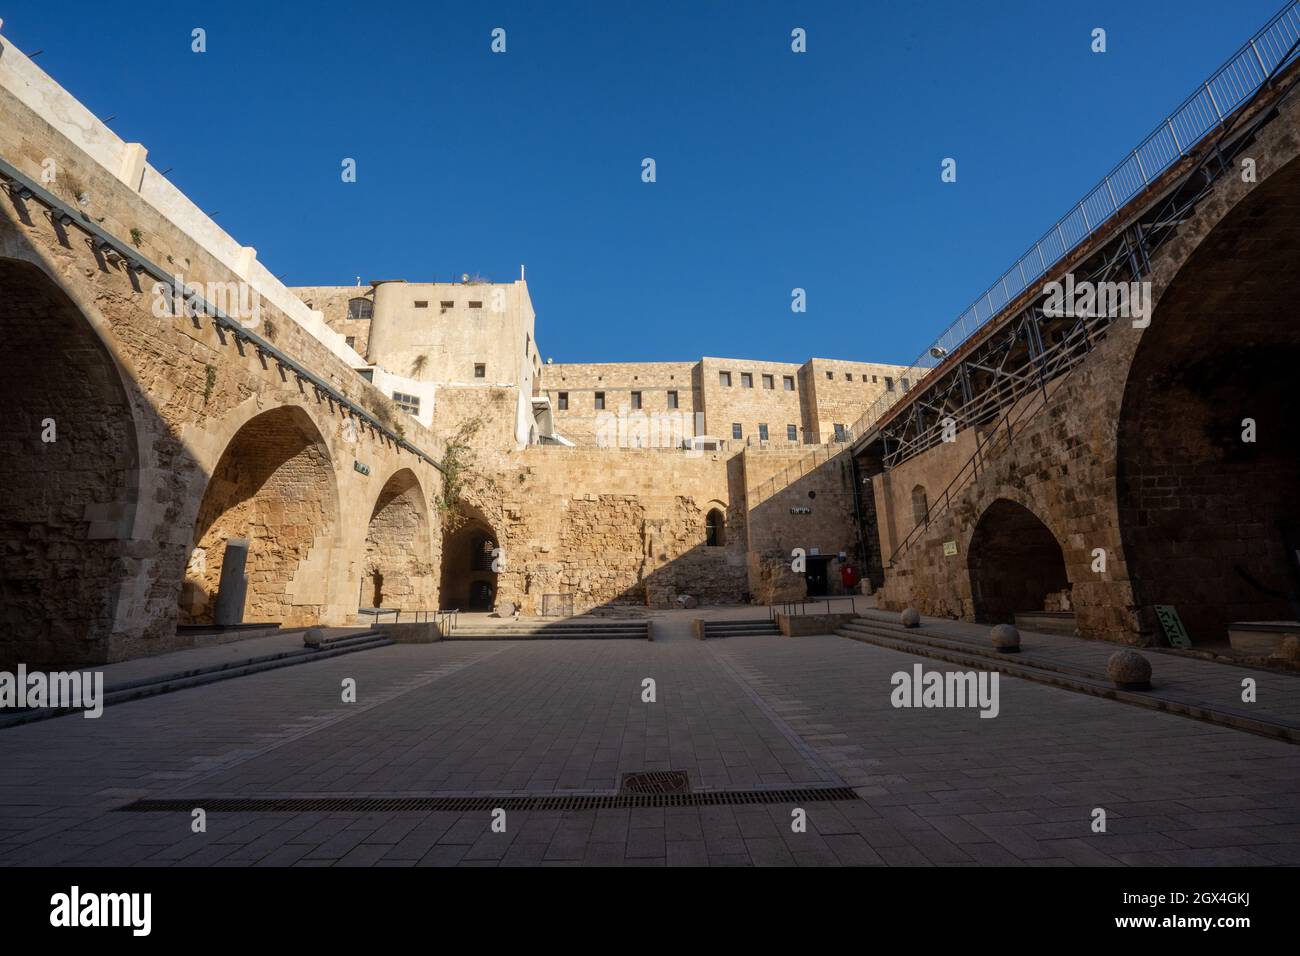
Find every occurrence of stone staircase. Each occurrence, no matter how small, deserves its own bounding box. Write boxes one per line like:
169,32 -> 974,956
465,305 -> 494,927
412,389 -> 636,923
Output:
0,628 -> 392,729
698,619 -> 781,639
835,615 -> 1300,743
446,619 -> 652,641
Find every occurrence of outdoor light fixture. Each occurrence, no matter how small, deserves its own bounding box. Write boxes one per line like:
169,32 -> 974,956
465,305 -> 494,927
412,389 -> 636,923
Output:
126,258 -> 145,274
53,211 -> 74,226
16,186 -> 33,201
930,346 -> 948,359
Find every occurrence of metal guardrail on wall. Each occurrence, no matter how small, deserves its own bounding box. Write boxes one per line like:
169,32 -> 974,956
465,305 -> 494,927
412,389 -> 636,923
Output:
842,0 -> 1300,447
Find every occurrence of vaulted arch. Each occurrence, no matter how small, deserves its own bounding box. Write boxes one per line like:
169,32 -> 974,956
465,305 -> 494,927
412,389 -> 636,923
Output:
181,405 -> 340,626
0,257 -> 139,667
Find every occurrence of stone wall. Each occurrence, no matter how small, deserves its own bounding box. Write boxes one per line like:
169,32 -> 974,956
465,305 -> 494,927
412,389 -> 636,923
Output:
873,79 -> 1300,646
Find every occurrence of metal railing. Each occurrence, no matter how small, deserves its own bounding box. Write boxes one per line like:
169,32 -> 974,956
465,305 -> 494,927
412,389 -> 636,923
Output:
842,0 -> 1300,447
769,595 -> 861,619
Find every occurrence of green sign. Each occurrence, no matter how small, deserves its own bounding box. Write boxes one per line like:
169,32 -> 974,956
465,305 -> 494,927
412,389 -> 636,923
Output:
1154,604 -> 1192,648
353,459 -> 371,476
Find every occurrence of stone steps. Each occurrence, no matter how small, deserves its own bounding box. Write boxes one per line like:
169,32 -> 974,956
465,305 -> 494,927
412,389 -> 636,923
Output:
0,630 -> 392,729
835,617 -> 1300,744
446,620 -> 652,641
699,619 -> 781,639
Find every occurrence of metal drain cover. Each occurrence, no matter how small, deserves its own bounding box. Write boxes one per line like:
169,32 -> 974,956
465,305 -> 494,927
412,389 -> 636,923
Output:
620,770 -> 691,795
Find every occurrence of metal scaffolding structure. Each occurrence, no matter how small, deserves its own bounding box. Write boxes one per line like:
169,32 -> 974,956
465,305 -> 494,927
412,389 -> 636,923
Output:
864,26 -> 1300,568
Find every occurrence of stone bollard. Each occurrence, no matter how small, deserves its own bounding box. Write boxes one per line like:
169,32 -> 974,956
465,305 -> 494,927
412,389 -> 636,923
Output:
304,627 -> 325,648
900,607 -> 920,628
1107,650 -> 1152,691
1276,635 -> 1299,661
990,623 -> 1021,653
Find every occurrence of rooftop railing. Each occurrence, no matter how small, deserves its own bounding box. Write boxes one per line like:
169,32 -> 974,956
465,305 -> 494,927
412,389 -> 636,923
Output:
843,0 -> 1300,446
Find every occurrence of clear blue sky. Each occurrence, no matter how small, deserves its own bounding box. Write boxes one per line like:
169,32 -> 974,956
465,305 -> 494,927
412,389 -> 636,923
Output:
5,0 -> 1287,364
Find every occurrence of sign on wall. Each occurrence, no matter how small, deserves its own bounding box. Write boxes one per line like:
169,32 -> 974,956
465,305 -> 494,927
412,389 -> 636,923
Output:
943,540 -> 958,557
1154,604 -> 1192,648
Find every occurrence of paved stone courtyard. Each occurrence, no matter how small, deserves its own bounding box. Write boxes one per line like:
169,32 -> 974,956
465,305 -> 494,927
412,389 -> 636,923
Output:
2,629 -> 1298,867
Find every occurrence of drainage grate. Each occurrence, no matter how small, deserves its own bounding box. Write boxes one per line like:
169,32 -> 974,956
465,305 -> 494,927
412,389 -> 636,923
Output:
620,770 -> 691,795
117,786 -> 860,813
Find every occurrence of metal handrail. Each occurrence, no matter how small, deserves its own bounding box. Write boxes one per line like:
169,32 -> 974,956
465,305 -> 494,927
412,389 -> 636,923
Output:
843,0 -> 1300,447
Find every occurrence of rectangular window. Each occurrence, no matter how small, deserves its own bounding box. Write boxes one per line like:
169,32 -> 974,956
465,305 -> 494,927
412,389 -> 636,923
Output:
557,392 -> 569,411
345,336 -> 355,349
783,375 -> 795,391
667,390 -> 679,409
474,363 -> 486,378
392,392 -> 420,416
468,301 -> 483,309
631,391 -> 642,410
414,300 -> 429,309
826,370 -> 833,380
901,378 -> 910,391
846,373 -> 853,381
872,375 -> 878,383
595,391 -> 605,410
719,371 -> 731,387
834,423 -> 847,442
787,424 -> 798,442
762,374 -> 774,389
440,300 -> 454,309
731,423 -> 742,439
740,372 -> 753,388
758,423 -> 769,441
885,376 -> 894,391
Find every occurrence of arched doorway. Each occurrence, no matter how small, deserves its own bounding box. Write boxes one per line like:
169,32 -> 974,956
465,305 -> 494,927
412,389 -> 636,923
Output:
1117,154 -> 1300,646
440,507 -> 499,611
182,406 -> 339,627
705,508 -> 725,547
362,469 -> 435,612
968,499 -> 1069,624
0,259 -> 138,667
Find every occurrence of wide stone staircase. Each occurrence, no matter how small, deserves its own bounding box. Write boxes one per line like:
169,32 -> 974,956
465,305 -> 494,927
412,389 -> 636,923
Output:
445,618 -> 652,641
698,619 -> 781,639
835,613 -> 1300,743
0,627 -> 392,728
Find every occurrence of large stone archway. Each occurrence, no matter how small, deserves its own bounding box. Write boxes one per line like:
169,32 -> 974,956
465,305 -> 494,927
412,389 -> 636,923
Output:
182,406 -> 340,627
1117,153 -> 1300,647
362,468 -> 436,612
968,498 -> 1070,625
439,506 -> 499,612
0,258 -> 139,668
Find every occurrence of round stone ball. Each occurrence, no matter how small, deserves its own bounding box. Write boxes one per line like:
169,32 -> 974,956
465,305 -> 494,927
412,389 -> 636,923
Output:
304,627 -> 325,647
1107,649 -> 1152,690
990,623 -> 1021,652
900,607 -> 921,628
1277,635 -> 1300,661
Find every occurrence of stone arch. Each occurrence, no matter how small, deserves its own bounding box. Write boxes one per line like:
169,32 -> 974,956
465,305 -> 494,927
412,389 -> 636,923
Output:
181,405 -> 340,627
0,257 -> 139,667
440,504 -> 499,611
967,498 -> 1070,625
1117,151 -> 1300,647
362,468 -> 435,611
705,507 -> 726,547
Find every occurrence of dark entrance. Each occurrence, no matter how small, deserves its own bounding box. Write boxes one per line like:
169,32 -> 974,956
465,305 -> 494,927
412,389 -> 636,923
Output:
805,556 -> 831,597
968,499 -> 1069,625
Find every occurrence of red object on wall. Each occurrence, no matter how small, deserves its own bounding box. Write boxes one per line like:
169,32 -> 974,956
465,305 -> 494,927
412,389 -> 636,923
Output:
840,563 -> 859,589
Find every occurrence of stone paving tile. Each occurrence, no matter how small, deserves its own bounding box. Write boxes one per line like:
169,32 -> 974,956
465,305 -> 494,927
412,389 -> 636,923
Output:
1,635 -> 1298,866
